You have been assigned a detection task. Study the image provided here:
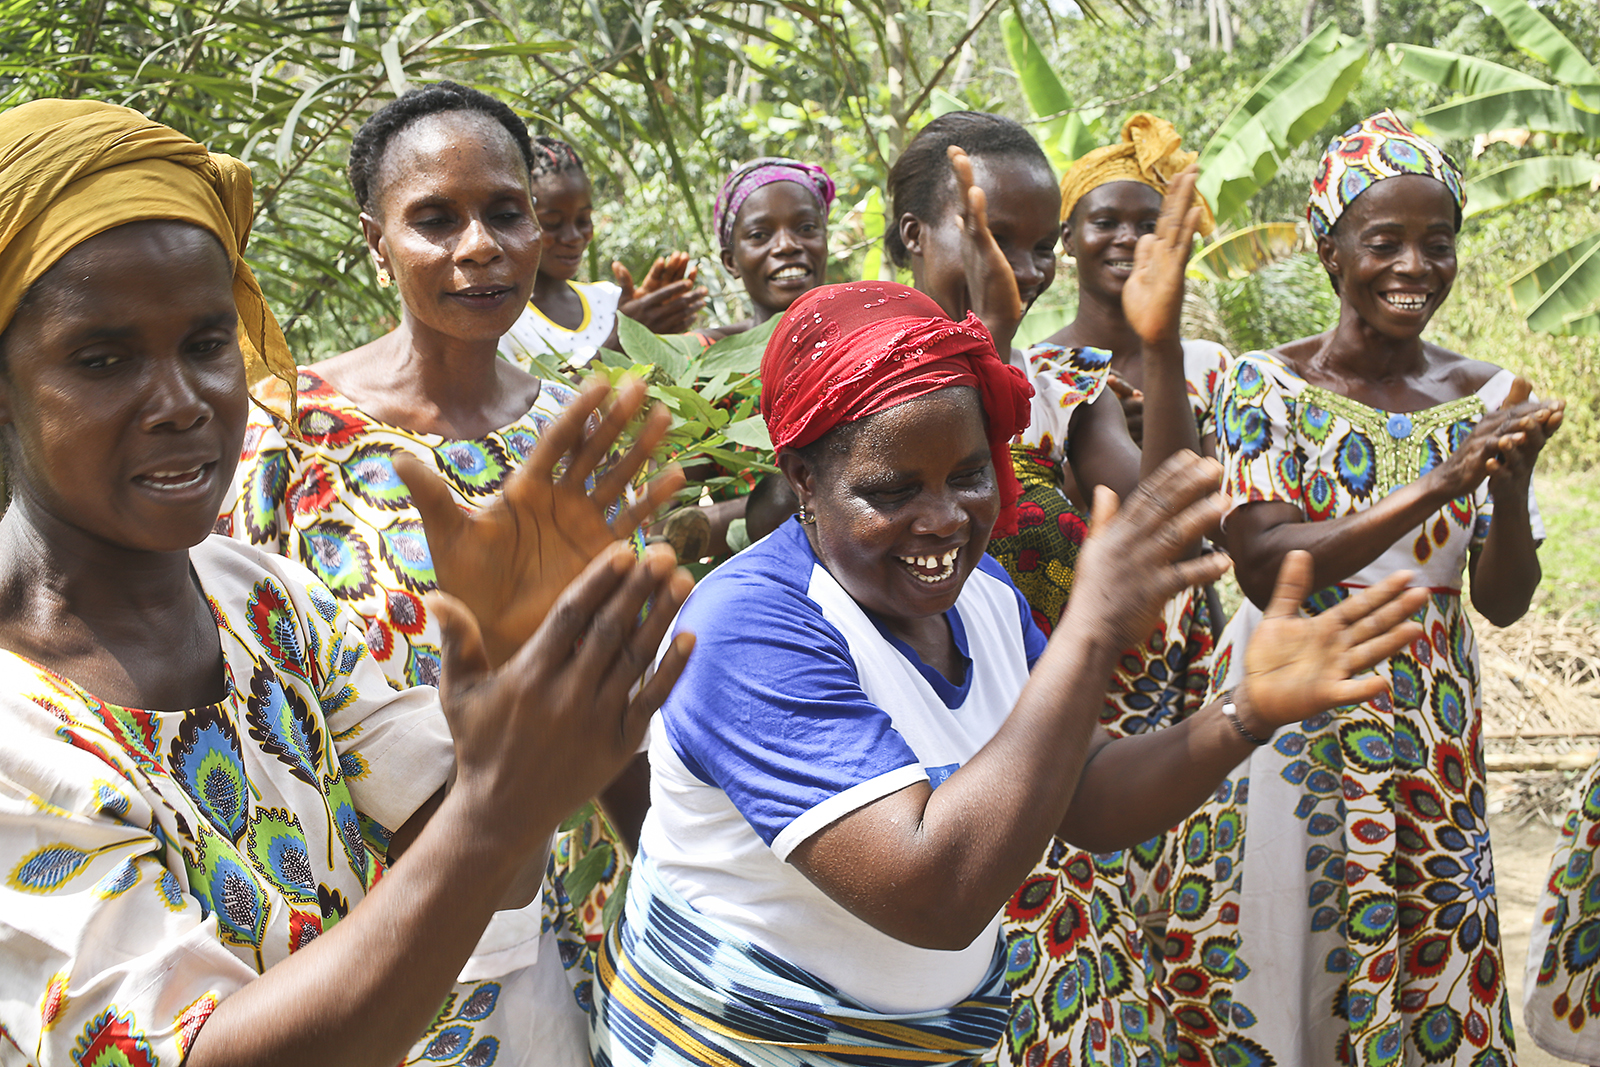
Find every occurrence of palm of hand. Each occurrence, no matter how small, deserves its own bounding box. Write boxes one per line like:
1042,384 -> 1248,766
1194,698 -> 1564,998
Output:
1242,604 -> 1352,728
431,475 -> 625,668
1121,233 -> 1184,344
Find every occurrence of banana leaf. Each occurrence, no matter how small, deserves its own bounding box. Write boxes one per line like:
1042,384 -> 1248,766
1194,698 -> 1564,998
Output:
1478,0 -> 1600,105
1000,10 -> 1103,174
1197,20 -> 1369,225
1188,222 -> 1303,282
1522,237 -> 1600,333
1463,155 -> 1600,215
1416,86 -> 1600,139
1509,230 -> 1600,308
1386,43 -> 1549,95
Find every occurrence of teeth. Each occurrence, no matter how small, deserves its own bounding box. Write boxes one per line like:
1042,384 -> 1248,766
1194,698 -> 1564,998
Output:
1384,293 -> 1427,309
896,548 -> 959,583
771,266 -> 808,279
1107,260 -> 1135,268
139,466 -> 204,489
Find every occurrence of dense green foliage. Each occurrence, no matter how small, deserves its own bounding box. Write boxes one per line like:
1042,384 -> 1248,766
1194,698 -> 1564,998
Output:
2,0 -> 1597,469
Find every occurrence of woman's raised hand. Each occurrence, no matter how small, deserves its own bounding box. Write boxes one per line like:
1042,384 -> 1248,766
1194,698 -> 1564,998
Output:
1062,450 -> 1231,649
1120,163 -> 1204,349
432,542 -> 694,852
948,145 -> 1024,354
1236,550 -> 1427,733
1428,379 -> 1566,500
615,256 -> 707,335
394,376 -> 686,667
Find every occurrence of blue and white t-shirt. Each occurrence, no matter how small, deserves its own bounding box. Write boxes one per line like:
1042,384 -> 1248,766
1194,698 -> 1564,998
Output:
639,517 -> 1047,1014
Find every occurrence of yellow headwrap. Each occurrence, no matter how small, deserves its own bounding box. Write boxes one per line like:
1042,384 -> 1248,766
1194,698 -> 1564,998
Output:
0,99 -> 297,423
1057,113 -> 1215,237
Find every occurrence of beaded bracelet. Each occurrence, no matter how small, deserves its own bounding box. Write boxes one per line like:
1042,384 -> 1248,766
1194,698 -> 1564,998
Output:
1222,690 -> 1271,746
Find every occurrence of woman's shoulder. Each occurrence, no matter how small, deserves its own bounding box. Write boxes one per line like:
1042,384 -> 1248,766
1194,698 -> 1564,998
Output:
1424,342 -> 1507,399
676,522 -> 830,633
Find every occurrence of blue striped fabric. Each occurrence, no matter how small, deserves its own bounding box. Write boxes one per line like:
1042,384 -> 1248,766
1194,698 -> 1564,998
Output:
591,857 -> 1009,1066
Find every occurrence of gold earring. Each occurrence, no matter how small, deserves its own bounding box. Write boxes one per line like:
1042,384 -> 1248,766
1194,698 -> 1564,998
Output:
797,503 -> 816,525
376,266 -> 392,289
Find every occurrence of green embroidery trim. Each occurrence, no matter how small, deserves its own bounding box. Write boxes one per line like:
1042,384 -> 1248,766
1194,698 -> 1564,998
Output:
1296,384 -> 1485,498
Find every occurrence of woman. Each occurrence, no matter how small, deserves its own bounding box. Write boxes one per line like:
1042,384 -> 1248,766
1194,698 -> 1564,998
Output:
0,97 -> 691,1067
886,111 -> 1210,1065
700,156 -> 835,342
223,83 -> 673,971
588,276 -> 1431,1066
1526,762 -> 1600,1061
1180,110 -> 1562,1067
497,134 -> 705,368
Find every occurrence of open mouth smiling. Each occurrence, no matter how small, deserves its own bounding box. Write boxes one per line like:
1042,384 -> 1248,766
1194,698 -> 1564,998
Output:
895,548 -> 959,584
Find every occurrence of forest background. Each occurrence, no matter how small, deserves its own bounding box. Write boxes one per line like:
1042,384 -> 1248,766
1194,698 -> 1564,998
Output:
4,0 -> 1600,616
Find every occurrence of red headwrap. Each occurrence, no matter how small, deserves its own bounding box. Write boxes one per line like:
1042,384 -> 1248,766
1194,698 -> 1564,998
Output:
760,281 -> 1034,536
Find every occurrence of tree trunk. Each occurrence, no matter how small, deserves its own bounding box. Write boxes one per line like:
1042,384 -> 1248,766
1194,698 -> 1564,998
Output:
886,0 -> 909,155
949,0 -> 984,93
1300,0 -> 1318,37
1363,0 -> 1379,39
1217,0 -> 1235,52
1207,0 -> 1219,50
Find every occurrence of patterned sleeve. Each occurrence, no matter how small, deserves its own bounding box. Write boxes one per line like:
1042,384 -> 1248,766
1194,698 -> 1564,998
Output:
0,688 -> 259,1067
1182,339 -> 1233,439
1215,353 -> 1303,509
1466,376 -> 1548,550
218,402 -> 296,553
1016,343 -> 1111,461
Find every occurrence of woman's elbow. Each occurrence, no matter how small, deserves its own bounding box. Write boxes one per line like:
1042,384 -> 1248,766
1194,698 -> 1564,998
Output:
877,901 -> 1001,952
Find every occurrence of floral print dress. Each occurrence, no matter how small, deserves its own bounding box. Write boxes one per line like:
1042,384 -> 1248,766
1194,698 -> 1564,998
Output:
220,368 -> 634,973
0,538 -> 588,1066
1525,760 -> 1600,1061
984,339 -> 1227,1067
1164,351 -> 1538,1067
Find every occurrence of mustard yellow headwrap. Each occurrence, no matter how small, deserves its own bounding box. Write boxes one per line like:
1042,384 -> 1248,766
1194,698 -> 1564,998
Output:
1058,113 -> 1215,237
0,99 -> 297,423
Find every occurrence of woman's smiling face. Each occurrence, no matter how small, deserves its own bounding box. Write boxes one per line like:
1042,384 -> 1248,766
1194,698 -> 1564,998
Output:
1320,174 -> 1459,337
1064,180 -> 1161,301
0,220 -> 248,552
722,180 -> 828,317
781,387 -> 999,628
532,167 -> 594,283
364,109 -> 541,344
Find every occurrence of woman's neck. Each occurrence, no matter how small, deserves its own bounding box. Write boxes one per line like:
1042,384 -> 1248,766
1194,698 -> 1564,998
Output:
531,271 -> 572,302
0,496 -> 220,706
1300,303 -> 1429,387
321,313 -> 537,439
1068,287 -> 1142,364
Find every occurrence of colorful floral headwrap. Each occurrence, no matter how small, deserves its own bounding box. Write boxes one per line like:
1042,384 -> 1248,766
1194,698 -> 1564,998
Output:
1307,109 -> 1466,239
713,157 -> 836,251
0,99 -> 298,423
760,281 -> 1034,537
1058,113 -> 1215,237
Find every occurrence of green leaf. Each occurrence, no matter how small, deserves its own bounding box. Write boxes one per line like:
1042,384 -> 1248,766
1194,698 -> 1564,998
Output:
601,867 -> 631,930
1188,222 -> 1303,282
560,840 -> 614,909
559,800 -> 599,834
1416,87 -> 1600,140
1464,155 -> 1600,215
695,317 -> 779,377
1387,43 -> 1550,96
1523,235 -> 1600,333
1001,11 -> 1103,173
929,87 -> 965,117
616,316 -> 692,381
1197,20 -> 1369,224
1509,230 -> 1600,308
721,415 -> 772,449
1478,0 -> 1600,95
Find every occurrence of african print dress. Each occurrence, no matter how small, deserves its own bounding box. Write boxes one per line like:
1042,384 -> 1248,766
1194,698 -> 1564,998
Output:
1164,352 -> 1538,1067
0,537 -> 590,1066
220,368 -> 632,968
984,339 -> 1227,1067
1525,760 -> 1600,1061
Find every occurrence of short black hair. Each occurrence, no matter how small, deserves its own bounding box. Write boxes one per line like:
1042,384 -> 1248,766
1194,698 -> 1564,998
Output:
885,111 -> 1051,268
530,136 -> 585,181
347,80 -> 536,212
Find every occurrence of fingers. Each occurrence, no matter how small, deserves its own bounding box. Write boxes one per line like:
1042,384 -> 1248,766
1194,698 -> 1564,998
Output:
1105,373 -> 1137,400
613,261 -> 636,304
625,630 -> 696,747
563,376 -> 650,489
1114,451 -> 1224,533
516,539 -> 636,658
1505,376 -> 1532,407
1087,483 -> 1121,531
1345,617 -> 1426,677
1170,550 -> 1233,591
948,145 -> 977,223
393,452 -> 468,549
610,464 -> 687,536
596,562 -> 695,714
567,543 -> 680,691
1156,164 -> 1200,247
430,590 -> 492,703
592,401 -> 674,504
518,376 -> 612,488
1263,550 -> 1314,621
